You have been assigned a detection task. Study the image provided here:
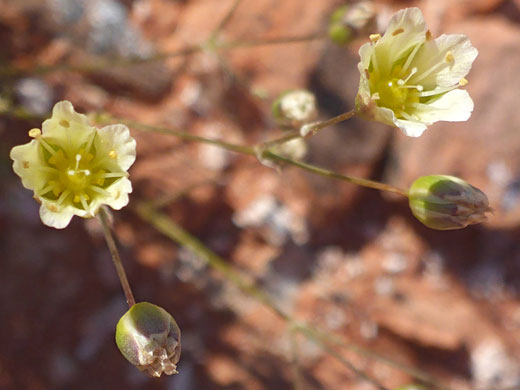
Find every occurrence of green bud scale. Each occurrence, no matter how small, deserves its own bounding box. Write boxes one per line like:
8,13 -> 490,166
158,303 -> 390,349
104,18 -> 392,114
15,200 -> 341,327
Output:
408,175 -> 492,230
116,302 -> 181,377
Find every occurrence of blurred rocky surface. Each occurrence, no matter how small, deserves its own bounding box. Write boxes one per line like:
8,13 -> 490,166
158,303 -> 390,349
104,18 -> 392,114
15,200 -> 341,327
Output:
1,0 -> 520,390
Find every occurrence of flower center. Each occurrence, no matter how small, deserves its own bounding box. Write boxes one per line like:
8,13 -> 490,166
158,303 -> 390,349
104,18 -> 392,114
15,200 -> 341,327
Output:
62,154 -> 92,192
370,67 -> 423,118
34,134 -> 126,213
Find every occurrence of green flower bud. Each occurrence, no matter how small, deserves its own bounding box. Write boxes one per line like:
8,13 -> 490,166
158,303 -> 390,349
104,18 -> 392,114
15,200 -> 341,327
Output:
328,22 -> 353,46
408,175 -> 492,230
116,302 -> 181,377
328,6 -> 353,45
328,2 -> 375,46
272,89 -> 317,128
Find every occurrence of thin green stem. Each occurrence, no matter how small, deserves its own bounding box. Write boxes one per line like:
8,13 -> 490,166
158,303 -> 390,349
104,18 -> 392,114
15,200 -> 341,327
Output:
103,116 -> 408,197
210,0 -> 244,41
218,33 -> 326,49
98,207 -> 136,307
289,330 -> 305,390
295,324 -> 389,390
264,150 -> 409,197
134,202 -> 289,321
257,130 -> 301,151
105,116 -> 256,156
301,110 -> 357,137
0,46 -> 202,77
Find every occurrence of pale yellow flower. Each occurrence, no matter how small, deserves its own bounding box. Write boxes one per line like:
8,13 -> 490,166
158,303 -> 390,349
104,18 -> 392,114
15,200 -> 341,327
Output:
10,101 -> 136,229
355,7 -> 478,137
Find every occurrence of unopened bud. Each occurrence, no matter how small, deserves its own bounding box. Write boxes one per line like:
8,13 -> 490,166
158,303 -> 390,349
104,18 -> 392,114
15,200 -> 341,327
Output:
272,89 -> 317,128
272,138 -> 307,161
116,302 -> 181,377
328,2 -> 376,45
408,175 -> 492,230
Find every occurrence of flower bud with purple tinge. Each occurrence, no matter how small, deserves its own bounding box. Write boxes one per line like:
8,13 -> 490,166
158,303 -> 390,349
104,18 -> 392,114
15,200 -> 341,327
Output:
408,175 -> 492,230
115,302 -> 181,377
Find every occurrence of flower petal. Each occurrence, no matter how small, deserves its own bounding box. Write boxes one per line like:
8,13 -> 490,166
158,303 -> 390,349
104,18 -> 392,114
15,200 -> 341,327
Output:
39,203 -> 75,229
42,100 -> 93,153
97,124 -> 137,171
358,42 -> 372,70
10,140 -> 45,191
415,89 -> 474,123
380,7 -> 426,44
376,7 -> 427,72
394,119 -> 428,137
411,34 -> 478,89
104,177 -> 133,210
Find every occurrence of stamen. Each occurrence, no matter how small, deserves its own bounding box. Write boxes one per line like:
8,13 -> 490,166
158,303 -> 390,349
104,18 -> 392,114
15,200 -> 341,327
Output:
36,166 -> 59,174
369,34 -> 381,42
49,150 -> 66,166
39,183 -> 57,195
399,111 -> 417,121
85,131 -> 97,154
98,172 -> 127,179
57,189 -> 70,205
28,128 -> 42,138
399,84 -> 424,91
459,78 -> 468,86
412,60 -> 446,84
79,194 -> 91,215
90,186 -> 111,196
38,138 -> 58,157
398,67 -> 418,85
418,84 -> 459,97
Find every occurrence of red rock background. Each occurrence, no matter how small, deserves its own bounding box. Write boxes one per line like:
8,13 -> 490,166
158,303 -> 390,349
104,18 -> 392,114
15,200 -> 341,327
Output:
1,0 -> 520,389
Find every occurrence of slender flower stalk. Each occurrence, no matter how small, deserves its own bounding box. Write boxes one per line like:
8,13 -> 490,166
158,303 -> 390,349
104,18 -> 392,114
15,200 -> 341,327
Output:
99,207 -> 136,307
300,110 -> 356,137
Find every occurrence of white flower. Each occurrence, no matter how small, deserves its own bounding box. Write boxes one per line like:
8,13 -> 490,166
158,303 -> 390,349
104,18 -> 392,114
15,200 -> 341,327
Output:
355,7 -> 478,137
10,101 -> 136,229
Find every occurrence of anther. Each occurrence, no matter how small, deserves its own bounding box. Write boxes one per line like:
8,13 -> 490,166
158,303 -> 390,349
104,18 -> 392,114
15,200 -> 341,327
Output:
369,34 -> 381,42
444,51 -> 454,63
28,128 -> 42,138
109,150 -> 117,159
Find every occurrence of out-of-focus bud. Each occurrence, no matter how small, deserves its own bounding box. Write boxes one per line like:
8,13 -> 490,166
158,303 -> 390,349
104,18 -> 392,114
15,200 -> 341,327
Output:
271,138 -> 307,161
272,89 -> 317,128
408,175 -> 492,230
328,2 -> 376,45
116,302 -> 181,377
